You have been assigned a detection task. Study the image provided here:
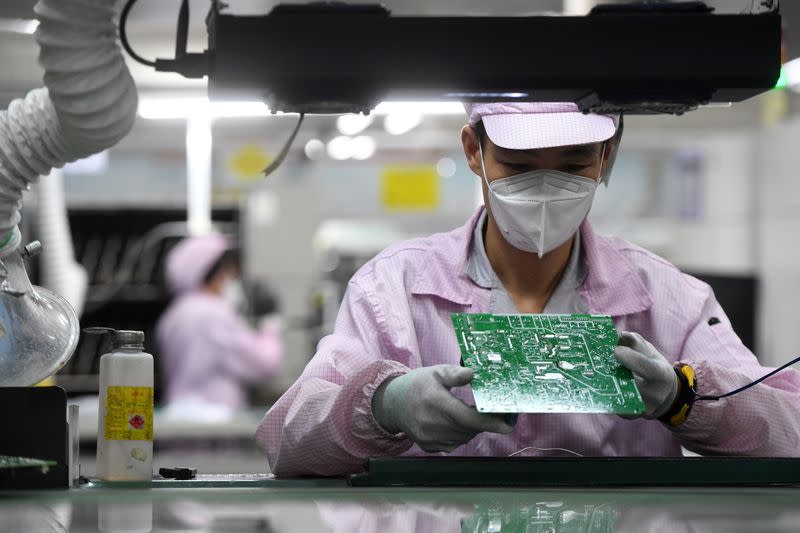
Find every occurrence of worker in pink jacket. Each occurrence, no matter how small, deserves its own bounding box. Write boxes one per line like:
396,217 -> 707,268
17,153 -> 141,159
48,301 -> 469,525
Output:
257,103 -> 800,476
157,234 -> 283,410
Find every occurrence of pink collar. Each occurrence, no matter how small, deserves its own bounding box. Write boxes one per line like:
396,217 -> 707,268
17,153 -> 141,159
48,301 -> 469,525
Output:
410,208 -> 652,317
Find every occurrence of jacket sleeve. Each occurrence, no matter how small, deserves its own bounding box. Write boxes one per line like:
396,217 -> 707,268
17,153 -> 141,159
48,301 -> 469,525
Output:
673,285 -> 800,456
255,280 -> 413,476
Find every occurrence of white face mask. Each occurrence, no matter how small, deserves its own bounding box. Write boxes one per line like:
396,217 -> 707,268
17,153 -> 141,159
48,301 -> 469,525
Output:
479,140 -> 601,258
221,278 -> 246,311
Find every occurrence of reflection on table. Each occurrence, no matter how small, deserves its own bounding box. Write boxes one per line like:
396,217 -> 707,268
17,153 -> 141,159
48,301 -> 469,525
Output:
2,484 -> 799,532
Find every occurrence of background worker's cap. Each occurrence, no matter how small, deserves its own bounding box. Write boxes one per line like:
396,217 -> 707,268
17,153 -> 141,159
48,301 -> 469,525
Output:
165,234 -> 234,295
464,102 -> 617,150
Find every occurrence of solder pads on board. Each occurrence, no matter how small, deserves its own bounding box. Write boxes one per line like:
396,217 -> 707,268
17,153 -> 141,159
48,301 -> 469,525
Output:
452,313 -> 645,415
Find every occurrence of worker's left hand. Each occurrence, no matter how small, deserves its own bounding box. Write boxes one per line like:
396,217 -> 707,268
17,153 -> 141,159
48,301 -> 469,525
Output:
614,331 -> 679,419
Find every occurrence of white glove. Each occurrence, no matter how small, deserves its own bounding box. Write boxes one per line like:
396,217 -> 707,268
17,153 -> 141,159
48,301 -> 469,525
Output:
371,365 -> 516,452
614,332 -> 679,419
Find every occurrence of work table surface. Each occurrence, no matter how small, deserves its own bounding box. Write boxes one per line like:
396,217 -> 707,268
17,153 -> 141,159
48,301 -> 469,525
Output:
2,477 -> 799,532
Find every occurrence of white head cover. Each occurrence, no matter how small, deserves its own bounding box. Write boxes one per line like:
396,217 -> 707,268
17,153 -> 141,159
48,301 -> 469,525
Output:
464,102 -> 617,149
165,234 -> 234,295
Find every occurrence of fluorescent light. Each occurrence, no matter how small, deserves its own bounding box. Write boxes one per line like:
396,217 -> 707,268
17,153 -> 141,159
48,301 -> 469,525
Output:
0,18 -> 39,35
327,136 -> 353,160
444,92 -> 528,99
186,116 -> 213,235
138,98 -> 270,120
373,102 -> 464,115
139,97 -> 467,120
384,112 -> 423,135
208,101 -> 270,118
337,114 -> 374,135
321,136 -> 376,161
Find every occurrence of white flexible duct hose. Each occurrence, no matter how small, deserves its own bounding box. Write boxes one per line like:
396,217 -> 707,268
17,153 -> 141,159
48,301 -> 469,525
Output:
0,0 -> 137,246
37,169 -> 88,316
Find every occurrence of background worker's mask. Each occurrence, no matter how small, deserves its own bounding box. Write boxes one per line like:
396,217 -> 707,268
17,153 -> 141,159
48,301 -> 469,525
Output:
479,140 -> 600,257
221,278 -> 246,311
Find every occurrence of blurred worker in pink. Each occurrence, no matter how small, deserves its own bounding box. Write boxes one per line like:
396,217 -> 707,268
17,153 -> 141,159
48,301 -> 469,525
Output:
156,234 -> 283,411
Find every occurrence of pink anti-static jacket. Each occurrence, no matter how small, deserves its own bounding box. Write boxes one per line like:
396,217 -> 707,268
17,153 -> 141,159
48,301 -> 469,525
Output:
257,208 -> 800,476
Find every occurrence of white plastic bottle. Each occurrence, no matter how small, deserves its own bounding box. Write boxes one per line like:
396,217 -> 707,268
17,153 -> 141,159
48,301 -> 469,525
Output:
96,330 -> 154,481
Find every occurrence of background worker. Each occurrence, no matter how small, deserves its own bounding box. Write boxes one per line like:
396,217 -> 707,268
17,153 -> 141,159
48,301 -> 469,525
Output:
157,234 -> 283,412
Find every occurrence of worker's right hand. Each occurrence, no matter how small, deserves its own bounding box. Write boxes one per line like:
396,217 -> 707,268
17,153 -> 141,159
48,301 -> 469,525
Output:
371,364 -> 516,452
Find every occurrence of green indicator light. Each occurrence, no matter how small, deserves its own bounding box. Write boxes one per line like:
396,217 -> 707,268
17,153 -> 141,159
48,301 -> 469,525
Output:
774,66 -> 788,90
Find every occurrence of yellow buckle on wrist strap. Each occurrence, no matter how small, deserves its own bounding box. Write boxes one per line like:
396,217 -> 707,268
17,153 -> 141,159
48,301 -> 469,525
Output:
661,363 -> 697,427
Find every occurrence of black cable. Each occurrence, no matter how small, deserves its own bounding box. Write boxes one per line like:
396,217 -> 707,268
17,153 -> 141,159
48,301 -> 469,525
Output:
120,0 -> 207,78
693,355 -> 800,402
175,0 -> 190,59
120,0 -> 156,67
261,113 -> 306,178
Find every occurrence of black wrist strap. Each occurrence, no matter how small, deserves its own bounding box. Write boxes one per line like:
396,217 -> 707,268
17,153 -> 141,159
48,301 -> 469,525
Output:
658,364 -> 697,427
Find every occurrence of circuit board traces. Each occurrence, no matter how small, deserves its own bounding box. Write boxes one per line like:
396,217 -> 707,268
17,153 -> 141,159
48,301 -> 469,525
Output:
452,313 -> 645,415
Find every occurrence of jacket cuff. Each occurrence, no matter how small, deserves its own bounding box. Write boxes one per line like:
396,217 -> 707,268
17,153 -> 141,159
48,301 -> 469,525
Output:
669,360 -> 725,441
348,360 -> 413,454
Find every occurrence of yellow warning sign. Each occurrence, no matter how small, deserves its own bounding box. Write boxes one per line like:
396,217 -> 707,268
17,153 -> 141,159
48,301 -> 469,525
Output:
104,386 -> 154,441
381,164 -> 440,211
228,145 -> 272,181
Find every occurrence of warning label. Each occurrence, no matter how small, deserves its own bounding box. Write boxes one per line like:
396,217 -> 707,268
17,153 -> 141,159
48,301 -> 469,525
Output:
104,386 -> 154,441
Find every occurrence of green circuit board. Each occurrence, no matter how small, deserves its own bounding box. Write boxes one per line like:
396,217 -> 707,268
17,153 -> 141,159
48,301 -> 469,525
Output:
452,313 -> 645,415
0,455 -> 55,471
461,501 -> 617,533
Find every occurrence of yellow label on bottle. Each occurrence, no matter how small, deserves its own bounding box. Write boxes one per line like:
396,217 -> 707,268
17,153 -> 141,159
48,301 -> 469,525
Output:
104,386 -> 154,441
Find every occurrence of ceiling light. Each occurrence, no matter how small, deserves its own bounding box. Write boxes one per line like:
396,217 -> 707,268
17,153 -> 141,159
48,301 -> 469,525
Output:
384,112 -> 422,135
0,19 -> 39,35
373,102 -> 464,116
139,97 -> 468,120
138,98 -> 270,120
444,92 -> 528,99
304,139 -> 326,160
327,136 -> 353,160
351,136 -> 376,160
337,114 -> 374,135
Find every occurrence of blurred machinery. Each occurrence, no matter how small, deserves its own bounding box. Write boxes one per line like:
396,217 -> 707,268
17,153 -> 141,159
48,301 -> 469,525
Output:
39,209 -> 236,399
308,219 -> 422,348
